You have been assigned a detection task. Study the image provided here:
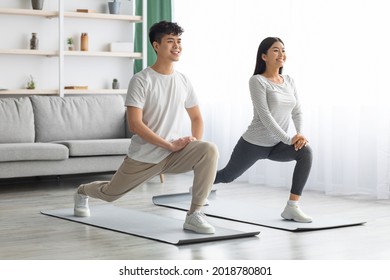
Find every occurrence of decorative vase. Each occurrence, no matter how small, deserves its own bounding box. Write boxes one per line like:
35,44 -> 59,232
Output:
30,33 -> 39,50
80,33 -> 88,51
112,81 -> 120,89
108,1 -> 121,14
31,0 -> 44,10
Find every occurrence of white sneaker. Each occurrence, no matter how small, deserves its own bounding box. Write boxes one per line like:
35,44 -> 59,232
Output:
189,186 -> 209,206
281,204 -> 312,223
183,211 -> 215,234
74,193 -> 90,217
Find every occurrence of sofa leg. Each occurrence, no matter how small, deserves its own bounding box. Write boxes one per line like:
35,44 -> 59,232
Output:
159,174 -> 164,183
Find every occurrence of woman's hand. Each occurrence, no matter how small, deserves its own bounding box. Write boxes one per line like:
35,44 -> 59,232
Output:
292,133 -> 309,151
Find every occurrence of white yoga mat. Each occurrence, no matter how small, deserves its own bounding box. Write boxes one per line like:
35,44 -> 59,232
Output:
152,191 -> 366,232
41,204 -> 260,245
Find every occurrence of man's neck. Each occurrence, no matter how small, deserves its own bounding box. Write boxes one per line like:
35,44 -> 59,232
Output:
151,60 -> 174,75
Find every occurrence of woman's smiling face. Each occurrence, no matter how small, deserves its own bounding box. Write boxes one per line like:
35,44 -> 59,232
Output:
262,41 -> 286,68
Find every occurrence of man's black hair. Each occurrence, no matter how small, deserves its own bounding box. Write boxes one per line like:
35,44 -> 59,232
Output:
148,21 -> 184,46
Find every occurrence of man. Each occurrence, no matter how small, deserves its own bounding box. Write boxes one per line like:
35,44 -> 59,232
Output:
73,21 -> 219,234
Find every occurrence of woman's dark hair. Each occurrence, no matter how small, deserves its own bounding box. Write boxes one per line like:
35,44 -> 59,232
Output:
148,21 -> 184,46
253,37 -> 284,75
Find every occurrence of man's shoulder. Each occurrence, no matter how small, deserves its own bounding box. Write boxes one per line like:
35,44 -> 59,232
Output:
173,70 -> 192,84
173,69 -> 185,76
133,67 -> 152,79
129,68 -> 156,87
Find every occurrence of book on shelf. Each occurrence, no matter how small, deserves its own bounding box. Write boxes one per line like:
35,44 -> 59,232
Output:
76,9 -> 96,13
64,86 -> 88,90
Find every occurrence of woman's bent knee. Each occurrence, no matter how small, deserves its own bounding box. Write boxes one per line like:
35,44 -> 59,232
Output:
302,145 -> 313,161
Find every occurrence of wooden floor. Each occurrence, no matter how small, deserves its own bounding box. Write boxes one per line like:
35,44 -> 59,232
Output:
1,173 -> 390,260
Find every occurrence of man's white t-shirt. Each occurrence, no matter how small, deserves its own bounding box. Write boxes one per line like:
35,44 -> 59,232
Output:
125,67 -> 199,164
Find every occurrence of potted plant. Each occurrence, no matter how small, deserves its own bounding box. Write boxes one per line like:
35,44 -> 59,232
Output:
108,0 -> 121,14
31,0 -> 44,10
112,78 -> 120,89
67,37 -> 74,50
26,75 -> 36,89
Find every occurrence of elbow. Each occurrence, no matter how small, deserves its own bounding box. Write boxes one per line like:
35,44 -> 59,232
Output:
128,121 -> 140,134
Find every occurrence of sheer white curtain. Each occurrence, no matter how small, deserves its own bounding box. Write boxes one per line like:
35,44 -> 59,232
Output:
173,0 -> 390,199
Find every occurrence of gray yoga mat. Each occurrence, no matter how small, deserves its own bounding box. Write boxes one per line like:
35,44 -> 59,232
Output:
152,191 -> 366,232
41,204 -> 260,245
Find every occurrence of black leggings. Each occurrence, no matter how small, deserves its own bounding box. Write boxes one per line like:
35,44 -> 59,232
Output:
214,137 -> 313,196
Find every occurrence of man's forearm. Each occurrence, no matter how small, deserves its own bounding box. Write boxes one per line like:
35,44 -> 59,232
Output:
130,121 -> 172,150
191,119 -> 204,140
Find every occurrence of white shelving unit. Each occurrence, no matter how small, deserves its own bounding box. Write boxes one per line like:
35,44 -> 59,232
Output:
0,89 -> 58,95
0,49 -> 57,57
63,50 -> 142,58
64,11 -> 142,22
0,0 -> 147,97
0,7 -> 57,18
63,89 -> 127,95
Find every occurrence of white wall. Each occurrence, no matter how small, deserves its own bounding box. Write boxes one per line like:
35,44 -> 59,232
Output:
0,0 -> 135,91
173,0 -> 390,198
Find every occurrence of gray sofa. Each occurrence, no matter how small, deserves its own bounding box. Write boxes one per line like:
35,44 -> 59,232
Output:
0,95 -> 131,179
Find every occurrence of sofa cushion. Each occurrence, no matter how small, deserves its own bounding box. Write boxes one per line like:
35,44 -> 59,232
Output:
0,97 -> 35,143
30,95 -> 126,142
55,139 -> 131,156
0,143 -> 69,162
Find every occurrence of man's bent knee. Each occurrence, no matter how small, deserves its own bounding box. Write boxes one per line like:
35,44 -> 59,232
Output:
198,141 -> 219,158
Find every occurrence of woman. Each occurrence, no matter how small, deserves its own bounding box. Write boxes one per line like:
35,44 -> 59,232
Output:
214,37 -> 313,222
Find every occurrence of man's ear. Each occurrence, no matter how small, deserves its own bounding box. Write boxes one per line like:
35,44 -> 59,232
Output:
152,41 -> 159,53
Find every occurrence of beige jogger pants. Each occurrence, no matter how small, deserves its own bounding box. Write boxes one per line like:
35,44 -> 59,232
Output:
78,141 -> 219,206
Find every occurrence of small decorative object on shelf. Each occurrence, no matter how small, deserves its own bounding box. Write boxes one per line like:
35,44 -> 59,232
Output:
31,0 -> 44,10
112,78 -> 120,89
26,75 -> 36,89
64,86 -> 88,90
108,0 -> 121,14
107,0 -> 131,14
110,42 -> 134,52
76,9 -> 96,13
30,33 -> 39,50
67,37 -> 74,50
80,33 -> 88,51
